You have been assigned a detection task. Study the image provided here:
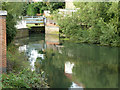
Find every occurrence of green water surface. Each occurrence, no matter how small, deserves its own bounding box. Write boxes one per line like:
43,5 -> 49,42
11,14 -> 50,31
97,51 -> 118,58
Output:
14,33 -> 119,88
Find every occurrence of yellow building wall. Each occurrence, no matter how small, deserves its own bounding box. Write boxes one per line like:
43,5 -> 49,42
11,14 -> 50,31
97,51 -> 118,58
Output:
65,2 -> 76,9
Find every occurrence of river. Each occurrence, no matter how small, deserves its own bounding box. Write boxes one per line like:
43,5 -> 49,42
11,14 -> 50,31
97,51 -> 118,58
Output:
14,33 -> 119,88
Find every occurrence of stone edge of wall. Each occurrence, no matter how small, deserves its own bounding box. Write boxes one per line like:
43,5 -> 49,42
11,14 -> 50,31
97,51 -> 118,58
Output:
0,11 -> 7,16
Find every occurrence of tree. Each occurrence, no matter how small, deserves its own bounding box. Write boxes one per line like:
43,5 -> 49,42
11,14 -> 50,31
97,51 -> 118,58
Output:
26,2 -> 65,15
55,2 -> 120,46
27,4 -> 37,16
2,2 -> 27,44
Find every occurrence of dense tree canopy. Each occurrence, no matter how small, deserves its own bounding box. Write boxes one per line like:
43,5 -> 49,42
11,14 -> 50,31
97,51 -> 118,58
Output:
2,2 -> 27,44
55,2 -> 120,46
27,2 -> 65,16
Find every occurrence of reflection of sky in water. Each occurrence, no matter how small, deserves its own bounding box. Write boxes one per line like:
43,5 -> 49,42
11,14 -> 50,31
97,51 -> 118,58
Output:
19,45 -> 27,53
16,34 -> 118,88
28,49 -> 44,71
18,45 -> 44,71
19,45 -> 84,88
65,62 -> 74,74
65,62 -> 84,89
70,82 -> 84,89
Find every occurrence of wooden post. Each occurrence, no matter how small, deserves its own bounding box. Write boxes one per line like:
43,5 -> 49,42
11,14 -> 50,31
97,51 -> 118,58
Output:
0,11 -> 7,73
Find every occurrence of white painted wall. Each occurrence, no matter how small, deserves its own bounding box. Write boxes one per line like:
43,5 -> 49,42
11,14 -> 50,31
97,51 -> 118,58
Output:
15,20 -> 27,29
44,10 -> 51,17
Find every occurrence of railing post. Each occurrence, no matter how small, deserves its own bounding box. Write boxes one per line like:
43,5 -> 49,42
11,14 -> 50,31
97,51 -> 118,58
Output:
44,17 -> 47,26
0,11 -> 7,73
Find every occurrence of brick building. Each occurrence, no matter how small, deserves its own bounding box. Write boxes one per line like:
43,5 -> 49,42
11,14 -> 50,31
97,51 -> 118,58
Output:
0,11 -> 7,73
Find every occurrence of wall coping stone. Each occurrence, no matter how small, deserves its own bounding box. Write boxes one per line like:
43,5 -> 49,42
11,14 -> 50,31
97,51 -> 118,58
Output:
0,10 -> 7,16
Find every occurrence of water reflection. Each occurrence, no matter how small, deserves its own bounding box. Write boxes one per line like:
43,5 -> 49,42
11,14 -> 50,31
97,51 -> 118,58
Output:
18,44 -> 45,71
19,45 -> 27,53
70,82 -> 84,88
45,34 -> 59,45
65,62 -> 74,74
28,49 -> 44,71
15,33 -> 119,88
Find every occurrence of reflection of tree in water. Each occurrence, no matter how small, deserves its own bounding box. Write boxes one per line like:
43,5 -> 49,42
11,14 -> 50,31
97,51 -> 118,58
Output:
35,42 -> 118,88
62,42 -> 118,88
46,65 -> 71,88
62,42 -> 118,64
35,49 -> 72,88
72,62 -> 118,88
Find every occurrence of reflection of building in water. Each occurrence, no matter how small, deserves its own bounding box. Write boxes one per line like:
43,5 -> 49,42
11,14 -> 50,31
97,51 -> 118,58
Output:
19,45 -> 27,53
64,61 -> 84,89
18,44 -> 45,71
45,34 -> 59,50
45,34 -> 59,45
28,49 -> 44,71
65,62 -> 74,74
45,34 -> 64,54
70,82 -> 84,89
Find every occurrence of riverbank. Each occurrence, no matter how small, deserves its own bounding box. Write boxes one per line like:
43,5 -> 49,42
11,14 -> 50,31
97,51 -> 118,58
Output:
2,69 -> 48,88
6,33 -> 119,88
52,2 -> 120,47
2,43 -> 49,88
60,34 -> 120,47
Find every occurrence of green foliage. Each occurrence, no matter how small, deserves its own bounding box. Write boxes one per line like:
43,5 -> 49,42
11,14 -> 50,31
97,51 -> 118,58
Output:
2,2 -> 27,45
55,2 -> 120,46
26,2 -> 65,15
5,43 -> 48,88
2,69 -> 48,88
6,14 -> 17,44
2,2 -> 26,20
7,44 -> 30,73
46,2 -> 65,13
27,4 -> 37,16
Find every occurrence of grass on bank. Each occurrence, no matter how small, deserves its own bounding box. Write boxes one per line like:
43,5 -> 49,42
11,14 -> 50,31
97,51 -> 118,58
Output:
26,24 -> 44,28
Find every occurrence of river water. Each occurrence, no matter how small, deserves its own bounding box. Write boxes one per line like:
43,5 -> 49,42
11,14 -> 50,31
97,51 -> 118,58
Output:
14,33 -> 119,88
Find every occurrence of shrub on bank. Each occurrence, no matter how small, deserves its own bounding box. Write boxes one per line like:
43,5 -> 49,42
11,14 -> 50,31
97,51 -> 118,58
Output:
5,44 -> 49,88
54,2 -> 120,47
2,2 -> 27,45
2,69 -> 49,88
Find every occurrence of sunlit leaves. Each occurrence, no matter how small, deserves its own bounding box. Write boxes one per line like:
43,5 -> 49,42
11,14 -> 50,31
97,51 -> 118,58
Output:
55,2 -> 120,46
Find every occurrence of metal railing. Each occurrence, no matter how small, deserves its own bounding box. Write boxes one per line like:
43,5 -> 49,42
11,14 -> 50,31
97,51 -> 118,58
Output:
23,16 -> 46,25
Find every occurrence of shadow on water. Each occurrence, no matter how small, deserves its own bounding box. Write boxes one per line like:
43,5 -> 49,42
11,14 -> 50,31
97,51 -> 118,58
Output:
14,33 -> 119,88
29,26 -> 45,34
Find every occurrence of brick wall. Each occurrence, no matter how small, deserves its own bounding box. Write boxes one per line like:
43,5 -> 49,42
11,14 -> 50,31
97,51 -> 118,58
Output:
0,15 -> 7,73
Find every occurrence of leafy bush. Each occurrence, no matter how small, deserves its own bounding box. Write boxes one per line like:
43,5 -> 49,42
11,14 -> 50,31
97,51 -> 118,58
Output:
6,14 -> 17,44
2,69 -> 48,88
54,2 -> 120,46
2,2 -> 27,45
27,4 -> 37,16
26,2 -> 65,15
